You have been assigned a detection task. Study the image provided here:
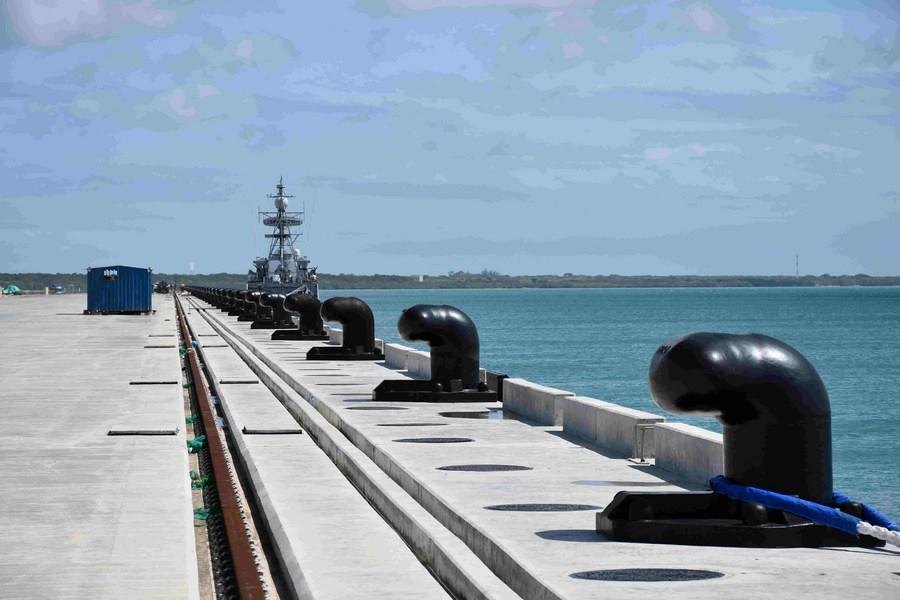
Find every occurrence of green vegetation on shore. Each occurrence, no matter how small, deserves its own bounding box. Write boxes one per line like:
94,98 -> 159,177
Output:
3,271 -> 899,291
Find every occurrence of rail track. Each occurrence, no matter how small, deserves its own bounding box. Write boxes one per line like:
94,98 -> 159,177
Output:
175,294 -> 268,599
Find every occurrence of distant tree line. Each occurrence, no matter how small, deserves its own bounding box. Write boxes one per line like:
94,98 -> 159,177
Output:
3,270 -> 900,291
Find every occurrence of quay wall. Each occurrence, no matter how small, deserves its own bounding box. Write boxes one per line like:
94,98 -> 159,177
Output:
323,326 -> 722,483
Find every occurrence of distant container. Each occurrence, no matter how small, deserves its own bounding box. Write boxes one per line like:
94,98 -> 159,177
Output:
85,265 -> 153,314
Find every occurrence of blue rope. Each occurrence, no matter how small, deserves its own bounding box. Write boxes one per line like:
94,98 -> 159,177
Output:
709,475 -> 899,536
832,490 -> 899,531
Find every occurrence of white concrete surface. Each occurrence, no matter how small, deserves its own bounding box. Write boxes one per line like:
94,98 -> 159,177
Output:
563,396 -> 665,458
191,301 -> 519,600
0,294 -> 198,599
325,326 -> 342,346
186,309 -> 452,600
654,423 -> 724,484
502,378 -> 574,426
191,295 -> 900,600
406,349 -> 431,379
384,342 -> 413,370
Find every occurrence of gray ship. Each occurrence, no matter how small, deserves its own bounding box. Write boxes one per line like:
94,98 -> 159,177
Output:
247,177 -> 318,297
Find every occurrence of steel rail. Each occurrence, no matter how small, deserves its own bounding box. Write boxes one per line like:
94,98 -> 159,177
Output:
175,293 -> 265,599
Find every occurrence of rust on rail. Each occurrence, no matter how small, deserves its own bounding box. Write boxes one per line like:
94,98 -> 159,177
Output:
175,293 -> 265,599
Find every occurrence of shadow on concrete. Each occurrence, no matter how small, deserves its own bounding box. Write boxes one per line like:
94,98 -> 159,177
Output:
535,529 -> 608,543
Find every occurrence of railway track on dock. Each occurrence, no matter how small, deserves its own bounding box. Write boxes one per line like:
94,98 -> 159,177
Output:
175,295 -> 268,599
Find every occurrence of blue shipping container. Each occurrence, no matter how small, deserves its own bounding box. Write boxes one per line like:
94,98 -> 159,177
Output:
85,265 -> 153,314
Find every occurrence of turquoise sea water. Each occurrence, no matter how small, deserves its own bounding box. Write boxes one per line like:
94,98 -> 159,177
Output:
321,287 -> 900,520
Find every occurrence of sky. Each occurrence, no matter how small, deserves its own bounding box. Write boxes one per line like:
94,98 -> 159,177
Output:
0,0 -> 898,276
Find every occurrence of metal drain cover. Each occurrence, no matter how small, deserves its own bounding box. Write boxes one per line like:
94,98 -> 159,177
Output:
395,437 -> 473,443
345,406 -> 410,411
572,480 -> 671,487
376,423 -> 448,427
571,569 -> 724,582
437,464 -> 532,472
485,503 -> 600,512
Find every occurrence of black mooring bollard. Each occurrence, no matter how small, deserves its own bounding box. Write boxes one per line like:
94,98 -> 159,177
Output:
272,291 -> 329,340
649,332 -> 832,504
372,304 -> 501,402
306,297 -> 384,360
596,331 -> 877,548
226,290 -> 242,316
399,304 -> 481,390
237,290 -> 257,321
252,293 -> 292,329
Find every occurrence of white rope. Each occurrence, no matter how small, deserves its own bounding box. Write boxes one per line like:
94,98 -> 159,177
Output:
857,521 -> 900,548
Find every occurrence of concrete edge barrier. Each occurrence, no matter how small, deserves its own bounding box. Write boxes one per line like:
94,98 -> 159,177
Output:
384,342 -> 414,370
562,396 -> 665,458
195,303 -> 521,600
654,422 -> 724,484
325,325 -> 342,345
406,349 -> 431,380
502,378 -> 574,426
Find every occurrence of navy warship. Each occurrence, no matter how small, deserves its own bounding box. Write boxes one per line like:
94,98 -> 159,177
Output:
247,177 -> 318,297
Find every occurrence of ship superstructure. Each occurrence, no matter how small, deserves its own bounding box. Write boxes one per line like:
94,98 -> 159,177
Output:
248,177 -> 318,297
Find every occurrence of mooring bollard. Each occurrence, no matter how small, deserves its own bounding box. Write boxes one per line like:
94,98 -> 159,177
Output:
272,291 -> 329,341
306,297 -> 385,360
372,304 -> 499,402
252,293 -> 292,329
236,290 -> 257,322
649,332 -> 832,503
596,331 -> 878,548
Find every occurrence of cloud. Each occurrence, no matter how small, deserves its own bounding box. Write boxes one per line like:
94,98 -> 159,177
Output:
235,38 -> 254,59
306,175 -> 528,202
162,88 -> 196,118
3,0 -> 176,46
383,0 -> 600,10
643,147 -> 673,161
561,41 -> 583,58
685,5 -> 720,34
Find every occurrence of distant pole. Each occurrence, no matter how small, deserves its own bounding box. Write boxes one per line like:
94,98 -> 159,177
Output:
795,254 -> 799,277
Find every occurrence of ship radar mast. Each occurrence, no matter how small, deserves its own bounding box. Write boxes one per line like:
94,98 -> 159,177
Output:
249,177 -> 316,296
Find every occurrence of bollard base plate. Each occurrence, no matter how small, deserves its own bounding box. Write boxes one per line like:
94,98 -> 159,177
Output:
373,379 -> 498,403
596,491 -> 884,548
271,329 -> 329,341
250,320 -> 293,330
306,346 -> 385,361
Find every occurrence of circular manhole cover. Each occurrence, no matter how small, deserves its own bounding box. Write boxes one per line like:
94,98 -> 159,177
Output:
485,503 -> 600,512
572,480 -> 671,487
345,406 -> 410,411
437,464 -> 532,472
376,423 -> 448,427
571,569 -> 724,582
395,437 -> 474,443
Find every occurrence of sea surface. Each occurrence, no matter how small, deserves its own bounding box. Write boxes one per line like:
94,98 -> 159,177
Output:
321,286 -> 900,520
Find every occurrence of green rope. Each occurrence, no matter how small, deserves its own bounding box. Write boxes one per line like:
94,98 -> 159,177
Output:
185,415 -> 197,424
186,435 -> 206,453
182,380 -> 193,389
189,470 -> 209,490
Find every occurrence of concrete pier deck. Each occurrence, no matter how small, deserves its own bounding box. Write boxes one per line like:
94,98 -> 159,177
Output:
188,294 -> 900,600
3,293 -> 898,599
182,306 -> 455,600
0,294 -> 197,598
